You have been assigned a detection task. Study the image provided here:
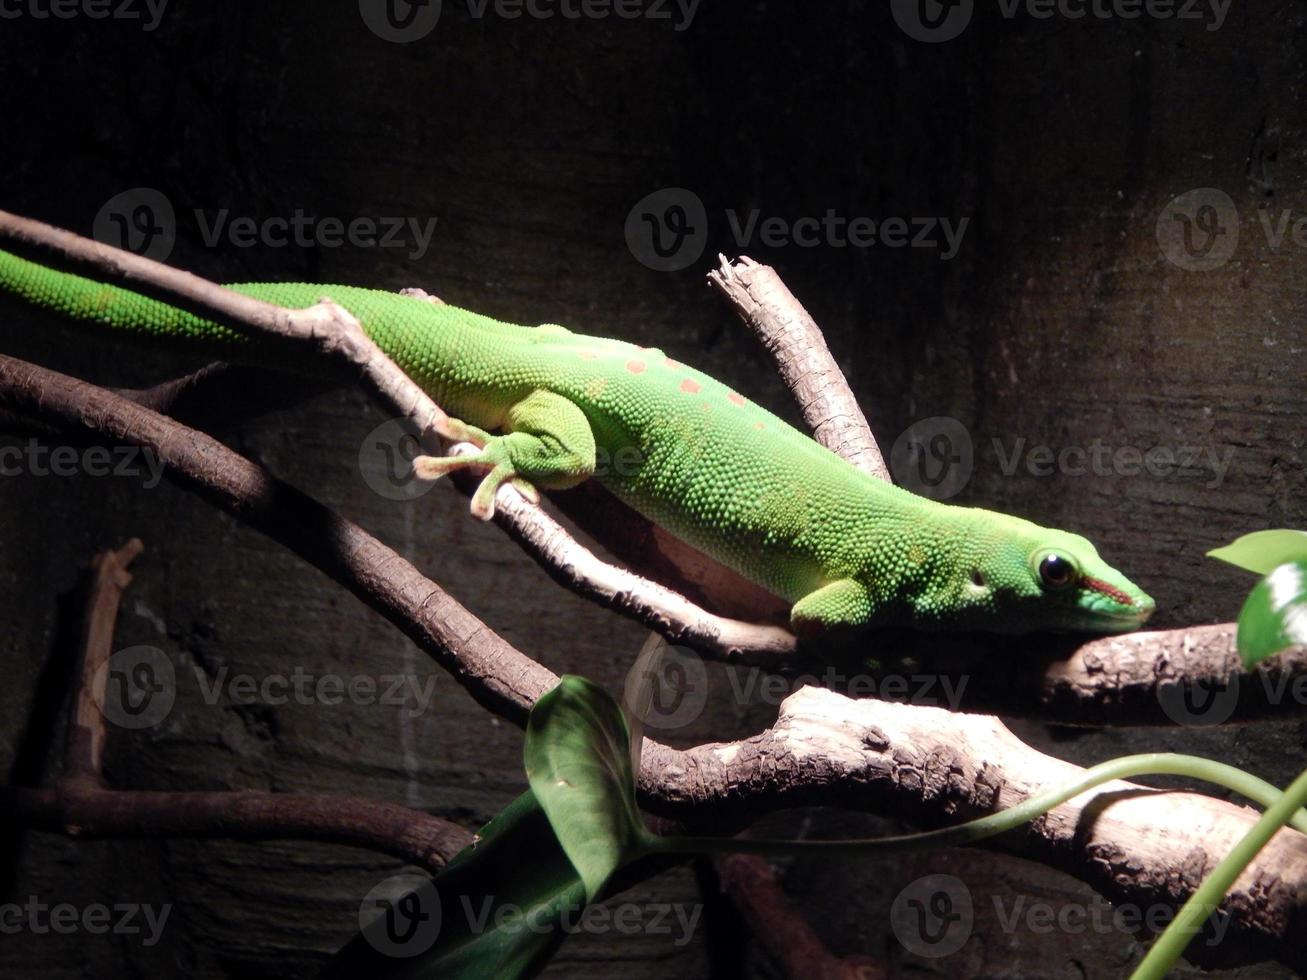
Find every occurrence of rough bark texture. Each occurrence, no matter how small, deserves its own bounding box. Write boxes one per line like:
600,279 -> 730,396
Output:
0,3 -> 1304,979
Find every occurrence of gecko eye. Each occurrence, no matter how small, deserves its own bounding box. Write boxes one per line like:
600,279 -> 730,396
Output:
1037,553 -> 1078,590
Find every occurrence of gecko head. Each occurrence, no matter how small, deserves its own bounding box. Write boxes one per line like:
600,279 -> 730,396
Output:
940,516 -> 1155,634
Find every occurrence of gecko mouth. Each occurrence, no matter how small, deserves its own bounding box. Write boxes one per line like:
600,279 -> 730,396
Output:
1082,576 -> 1135,606
1081,576 -> 1155,626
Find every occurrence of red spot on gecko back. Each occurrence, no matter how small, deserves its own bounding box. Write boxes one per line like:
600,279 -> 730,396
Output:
680,378 -> 701,394
728,392 -> 745,406
665,358 -> 684,370
578,351 -> 598,361
626,359 -> 646,374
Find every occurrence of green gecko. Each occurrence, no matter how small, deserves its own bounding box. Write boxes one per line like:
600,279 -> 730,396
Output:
0,246 -> 1154,635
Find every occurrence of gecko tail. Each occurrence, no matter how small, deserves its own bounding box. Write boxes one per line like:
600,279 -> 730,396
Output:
0,246 -> 248,348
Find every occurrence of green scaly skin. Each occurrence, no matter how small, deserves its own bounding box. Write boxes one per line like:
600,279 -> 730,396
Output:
0,248 -> 1155,635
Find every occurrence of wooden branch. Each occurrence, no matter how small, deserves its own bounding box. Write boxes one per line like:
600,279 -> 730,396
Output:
2,353 -> 1304,968
96,362 -> 1295,724
1,210 -> 1289,717
0,354 -> 557,725
63,538 -> 142,784
0,208 -> 450,443
465,449 -> 797,665
639,689 -> 1307,972
1,784 -> 472,876
711,853 -> 885,980
708,255 -> 889,480
703,256 -> 895,977
0,207 -> 806,667
2,215 -> 1303,967
5,538 -> 475,874
702,252 -> 1307,973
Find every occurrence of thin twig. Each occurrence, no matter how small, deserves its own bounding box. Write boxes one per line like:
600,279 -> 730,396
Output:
6,537 -> 473,874
0,211 -> 805,666
638,689 -> 1307,972
2,354 -> 1304,968
708,255 -> 889,480
63,538 -> 143,784
470,448 -> 797,664
1,784 -> 472,875
711,853 -> 885,980
0,354 -> 556,724
3,223 -> 1305,967
0,214 -> 1281,712
95,360 -> 1299,722
0,208 -> 451,443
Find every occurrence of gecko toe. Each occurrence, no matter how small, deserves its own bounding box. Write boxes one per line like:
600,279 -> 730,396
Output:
412,453 -> 483,482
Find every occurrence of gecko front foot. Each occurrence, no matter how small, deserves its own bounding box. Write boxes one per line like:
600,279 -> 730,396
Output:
412,392 -> 596,521
412,446 -> 541,520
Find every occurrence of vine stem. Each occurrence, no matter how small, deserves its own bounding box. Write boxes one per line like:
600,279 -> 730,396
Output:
640,752 -> 1307,857
1130,761 -> 1307,979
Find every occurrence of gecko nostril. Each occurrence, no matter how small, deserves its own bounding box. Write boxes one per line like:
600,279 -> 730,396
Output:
970,569 -> 986,588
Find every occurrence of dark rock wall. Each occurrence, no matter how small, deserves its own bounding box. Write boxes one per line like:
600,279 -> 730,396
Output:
0,3 -> 1302,977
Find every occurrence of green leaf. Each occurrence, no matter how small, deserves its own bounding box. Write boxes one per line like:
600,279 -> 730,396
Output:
320,790 -> 588,980
1235,560 -> 1307,669
1208,530 -> 1307,575
321,677 -> 656,980
524,675 -> 656,902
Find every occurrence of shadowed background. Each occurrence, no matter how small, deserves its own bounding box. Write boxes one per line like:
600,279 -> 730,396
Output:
0,2 -> 1303,977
